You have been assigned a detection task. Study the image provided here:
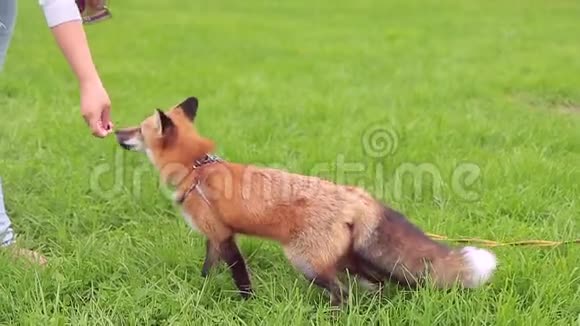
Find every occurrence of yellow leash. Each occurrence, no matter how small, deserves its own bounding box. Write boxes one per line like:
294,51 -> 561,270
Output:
426,233 -> 580,248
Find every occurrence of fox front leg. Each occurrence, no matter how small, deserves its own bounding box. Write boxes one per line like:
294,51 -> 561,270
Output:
218,237 -> 253,299
201,239 -> 220,277
200,237 -> 253,299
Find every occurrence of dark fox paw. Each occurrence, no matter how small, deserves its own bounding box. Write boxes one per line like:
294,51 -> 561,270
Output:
239,287 -> 254,299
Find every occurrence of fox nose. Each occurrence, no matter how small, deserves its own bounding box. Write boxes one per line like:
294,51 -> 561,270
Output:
114,129 -> 134,141
113,128 -> 142,151
114,130 -> 132,148
115,133 -> 134,150
114,130 -> 125,143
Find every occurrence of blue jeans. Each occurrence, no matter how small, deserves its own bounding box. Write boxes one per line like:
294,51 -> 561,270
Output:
0,0 -> 17,71
0,0 -> 17,246
0,178 -> 15,246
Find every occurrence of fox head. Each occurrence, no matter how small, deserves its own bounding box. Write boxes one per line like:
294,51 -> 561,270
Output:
114,96 -> 215,185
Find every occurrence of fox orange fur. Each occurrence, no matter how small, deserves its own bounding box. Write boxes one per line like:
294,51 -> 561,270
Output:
114,97 -> 497,306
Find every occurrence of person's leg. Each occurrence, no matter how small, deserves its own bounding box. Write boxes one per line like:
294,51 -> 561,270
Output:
0,178 -> 47,265
0,178 -> 15,247
0,0 -> 17,245
0,0 -> 17,71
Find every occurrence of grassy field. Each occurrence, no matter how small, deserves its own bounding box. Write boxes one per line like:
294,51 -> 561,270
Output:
1,0 -> 579,324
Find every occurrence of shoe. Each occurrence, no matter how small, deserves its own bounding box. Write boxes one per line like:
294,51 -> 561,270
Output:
3,244 -> 48,266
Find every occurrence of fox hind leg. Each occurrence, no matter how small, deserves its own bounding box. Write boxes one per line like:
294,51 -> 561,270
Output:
284,229 -> 352,307
309,269 -> 346,307
291,255 -> 347,306
342,253 -> 385,291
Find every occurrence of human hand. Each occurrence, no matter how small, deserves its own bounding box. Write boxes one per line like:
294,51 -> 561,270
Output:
80,79 -> 114,137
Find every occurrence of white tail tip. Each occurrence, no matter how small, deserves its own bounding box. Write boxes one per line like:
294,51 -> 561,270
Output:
461,246 -> 497,288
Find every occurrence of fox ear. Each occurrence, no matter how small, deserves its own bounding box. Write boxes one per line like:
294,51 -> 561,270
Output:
177,96 -> 198,121
155,109 -> 174,135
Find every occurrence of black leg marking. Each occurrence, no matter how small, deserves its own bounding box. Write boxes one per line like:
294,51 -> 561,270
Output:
308,275 -> 348,307
219,237 -> 253,299
345,253 -> 385,289
201,239 -> 220,277
350,252 -> 421,289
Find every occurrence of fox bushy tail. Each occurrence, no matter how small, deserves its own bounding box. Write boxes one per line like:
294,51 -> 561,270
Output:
352,206 -> 497,288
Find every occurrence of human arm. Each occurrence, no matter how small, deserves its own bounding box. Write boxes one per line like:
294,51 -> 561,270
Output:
39,0 -> 113,137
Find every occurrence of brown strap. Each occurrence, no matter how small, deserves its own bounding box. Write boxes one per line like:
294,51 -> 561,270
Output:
175,154 -> 224,205
175,178 -> 199,205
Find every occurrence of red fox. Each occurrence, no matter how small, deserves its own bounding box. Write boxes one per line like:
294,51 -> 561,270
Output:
114,97 -> 497,306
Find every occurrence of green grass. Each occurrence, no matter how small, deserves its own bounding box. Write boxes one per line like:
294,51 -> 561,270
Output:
1,0 -> 579,324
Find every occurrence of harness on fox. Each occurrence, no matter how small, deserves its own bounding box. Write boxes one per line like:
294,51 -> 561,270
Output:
175,153 -> 223,206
